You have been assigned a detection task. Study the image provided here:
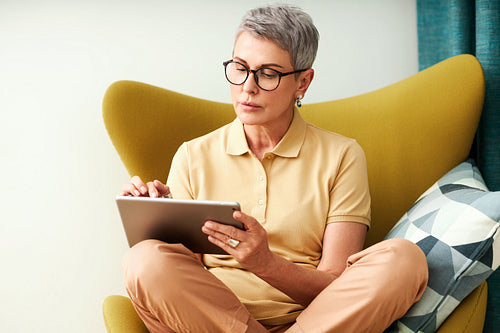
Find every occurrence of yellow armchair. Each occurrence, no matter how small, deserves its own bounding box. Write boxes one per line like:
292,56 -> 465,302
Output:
103,54 -> 487,332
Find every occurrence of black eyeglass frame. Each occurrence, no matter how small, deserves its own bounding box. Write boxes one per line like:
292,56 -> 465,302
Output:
223,60 -> 308,91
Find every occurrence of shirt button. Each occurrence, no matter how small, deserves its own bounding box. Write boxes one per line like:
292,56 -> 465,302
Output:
259,176 -> 264,181
258,199 -> 264,205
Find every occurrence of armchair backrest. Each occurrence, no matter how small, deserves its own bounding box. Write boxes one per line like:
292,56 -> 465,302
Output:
103,82 -> 235,183
103,54 -> 484,246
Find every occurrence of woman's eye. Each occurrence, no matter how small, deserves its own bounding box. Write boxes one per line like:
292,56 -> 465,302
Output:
232,63 -> 248,72
260,69 -> 278,79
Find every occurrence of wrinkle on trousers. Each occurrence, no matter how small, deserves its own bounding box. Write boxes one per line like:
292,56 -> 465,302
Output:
123,238 -> 428,333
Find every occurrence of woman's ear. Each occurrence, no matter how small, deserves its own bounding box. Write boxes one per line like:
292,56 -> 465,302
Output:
296,68 -> 315,99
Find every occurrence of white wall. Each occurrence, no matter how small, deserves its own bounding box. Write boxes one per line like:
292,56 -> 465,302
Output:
0,0 -> 417,332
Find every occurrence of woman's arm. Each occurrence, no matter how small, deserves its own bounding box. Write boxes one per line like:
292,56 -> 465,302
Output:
202,211 -> 367,307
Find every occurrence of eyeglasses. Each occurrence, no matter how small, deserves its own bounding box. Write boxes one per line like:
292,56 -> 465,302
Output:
223,60 -> 308,91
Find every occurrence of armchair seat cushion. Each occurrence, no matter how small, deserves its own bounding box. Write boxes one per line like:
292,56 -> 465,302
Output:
103,295 -> 148,333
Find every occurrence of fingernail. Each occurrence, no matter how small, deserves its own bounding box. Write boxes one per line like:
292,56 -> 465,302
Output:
141,186 -> 147,194
134,190 -> 140,196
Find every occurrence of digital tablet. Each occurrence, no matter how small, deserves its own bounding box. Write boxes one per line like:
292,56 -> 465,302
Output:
116,196 -> 243,254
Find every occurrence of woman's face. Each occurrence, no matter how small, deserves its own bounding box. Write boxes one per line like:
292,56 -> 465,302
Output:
230,31 -> 311,130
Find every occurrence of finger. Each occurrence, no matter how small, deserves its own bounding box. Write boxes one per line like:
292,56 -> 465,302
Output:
233,211 -> 259,231
118,188 -> 134,196
153,180 -> 170,197
121,182 -> 141,196
146,181 -> 159,198
202,221 -> 245,241
201,223 -> 237,253
131,176 -> 148,195
206,234 -> 235,254
119,184 -> 130,196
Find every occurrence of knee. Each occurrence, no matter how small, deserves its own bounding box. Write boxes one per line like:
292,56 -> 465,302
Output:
377,238 -> 429,299
386,239 -> 428,277
122,240 -> 196,296
123,240 -> 162,292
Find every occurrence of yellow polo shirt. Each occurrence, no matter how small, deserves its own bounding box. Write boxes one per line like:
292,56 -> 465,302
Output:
166,109 -> 371,325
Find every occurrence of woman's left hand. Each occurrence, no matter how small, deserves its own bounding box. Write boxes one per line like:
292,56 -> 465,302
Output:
202,210 -> 274,273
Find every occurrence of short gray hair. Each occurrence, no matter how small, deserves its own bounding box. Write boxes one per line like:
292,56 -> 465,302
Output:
235,5 -> 319,70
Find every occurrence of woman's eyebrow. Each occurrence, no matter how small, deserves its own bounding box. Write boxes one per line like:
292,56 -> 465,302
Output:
233,57 -> 284,69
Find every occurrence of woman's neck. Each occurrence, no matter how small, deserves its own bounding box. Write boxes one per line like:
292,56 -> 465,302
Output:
244,110 -> 294,160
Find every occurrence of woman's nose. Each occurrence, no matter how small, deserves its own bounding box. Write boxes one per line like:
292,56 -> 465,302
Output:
242,72 -> 259,93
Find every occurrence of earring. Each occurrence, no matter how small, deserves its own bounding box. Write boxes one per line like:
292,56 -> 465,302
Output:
296,94 -> 303,108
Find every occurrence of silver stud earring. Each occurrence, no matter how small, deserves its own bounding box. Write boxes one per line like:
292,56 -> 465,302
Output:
296,94 -> 303,108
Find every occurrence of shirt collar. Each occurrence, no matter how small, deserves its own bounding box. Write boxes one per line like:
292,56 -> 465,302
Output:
226,108 -> 307,158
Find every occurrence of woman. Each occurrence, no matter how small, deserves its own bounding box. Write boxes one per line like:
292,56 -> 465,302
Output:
121,5 -> 428,333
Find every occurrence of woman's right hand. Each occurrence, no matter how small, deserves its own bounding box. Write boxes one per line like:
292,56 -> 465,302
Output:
119,176 -> 171,198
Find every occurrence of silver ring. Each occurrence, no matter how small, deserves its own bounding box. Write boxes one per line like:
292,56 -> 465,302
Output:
227,238 -> 240,248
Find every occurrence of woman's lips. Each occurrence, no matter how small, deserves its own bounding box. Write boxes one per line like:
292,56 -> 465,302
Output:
240,101 -> 261,112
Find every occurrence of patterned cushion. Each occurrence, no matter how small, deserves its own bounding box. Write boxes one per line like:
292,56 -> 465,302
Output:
384,160 -> 500,333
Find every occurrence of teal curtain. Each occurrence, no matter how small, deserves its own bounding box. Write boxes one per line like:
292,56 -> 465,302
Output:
417,1 -> 500,332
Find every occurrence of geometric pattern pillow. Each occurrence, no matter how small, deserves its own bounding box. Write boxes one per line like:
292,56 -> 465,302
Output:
384,160 -> 500,333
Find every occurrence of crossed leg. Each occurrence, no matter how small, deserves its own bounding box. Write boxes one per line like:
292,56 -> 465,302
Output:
123,238 -> 427,333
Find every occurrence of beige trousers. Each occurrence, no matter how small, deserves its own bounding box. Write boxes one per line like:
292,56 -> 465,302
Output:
123,238 -> 428,333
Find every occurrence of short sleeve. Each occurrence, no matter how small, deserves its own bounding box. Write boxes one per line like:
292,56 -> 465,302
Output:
327,141 -> 371,227
166,143 -> 194,200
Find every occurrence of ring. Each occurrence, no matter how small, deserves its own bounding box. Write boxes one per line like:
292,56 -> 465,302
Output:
227,238 -> 240,248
